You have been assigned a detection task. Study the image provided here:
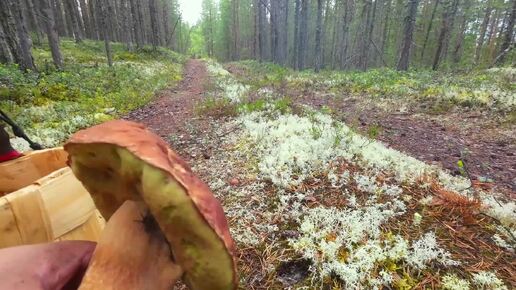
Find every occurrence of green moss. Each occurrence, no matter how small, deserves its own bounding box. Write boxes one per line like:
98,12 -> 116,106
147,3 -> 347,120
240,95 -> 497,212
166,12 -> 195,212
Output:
0,39 -> 184,147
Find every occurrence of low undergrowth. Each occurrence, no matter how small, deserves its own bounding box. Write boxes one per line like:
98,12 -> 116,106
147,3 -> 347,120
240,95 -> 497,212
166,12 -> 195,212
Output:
1,40 -> 185,148
199,60 -> 515,289
227,60 -> 515,114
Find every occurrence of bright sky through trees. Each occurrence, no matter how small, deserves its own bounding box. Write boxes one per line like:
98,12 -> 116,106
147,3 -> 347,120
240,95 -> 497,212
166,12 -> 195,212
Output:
178,0 -> 203,25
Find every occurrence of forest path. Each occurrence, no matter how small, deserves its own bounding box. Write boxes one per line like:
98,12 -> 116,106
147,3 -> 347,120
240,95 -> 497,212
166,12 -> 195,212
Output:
293,93 -> 516,195
124,59 -> 213,160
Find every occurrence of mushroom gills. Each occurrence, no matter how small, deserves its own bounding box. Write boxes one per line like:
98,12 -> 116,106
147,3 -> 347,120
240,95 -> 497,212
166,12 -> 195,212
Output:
68,144 -> 235,290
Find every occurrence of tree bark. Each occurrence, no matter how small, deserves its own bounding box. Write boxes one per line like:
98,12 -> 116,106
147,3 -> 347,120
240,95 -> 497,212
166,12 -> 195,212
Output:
432,0 -> 458,70
474,2 -> 493,64
88,0 -> 99,39
41,0 -> 63,69
78,0 -> 93,38
258,0 -> 266,61
148,0 -> 160,48
397,0 -> 419,70
24,0 -> 43,46
122,0 -> 134,50
420,0 -> 440,60
315,0 -> 324,72
270,0 -> 279,63
131,0 -> 144,49
298,0 -> 309,70
293,0 -> 300,67
232,0 -> 240,60
496,0 -> 515,64
64,0 -> 83,42
53,0 -> 68,37
72,0 -> 85,38
452,2 -> 469,63
162,0 -> 171,47
0,23 -> 14,64
0,0 -> 36,71
358,1 -> 371,70
381,0 -> 392,58
366,0 -> 378,67
97,0 -> 113,66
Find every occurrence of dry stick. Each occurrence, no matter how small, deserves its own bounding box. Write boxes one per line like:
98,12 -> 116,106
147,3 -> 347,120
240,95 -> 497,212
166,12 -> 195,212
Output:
369,39 -> 388,66
166,18 -> 180,47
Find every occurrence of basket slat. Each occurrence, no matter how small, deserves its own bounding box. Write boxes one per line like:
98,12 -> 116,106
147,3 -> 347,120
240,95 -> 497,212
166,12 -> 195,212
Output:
0,148 -> 68,194
0,198 -> 23,248
0,166 -> 104,249
4,187 -> 52,244
38,168 -> 97,238
57,211 -> 105,242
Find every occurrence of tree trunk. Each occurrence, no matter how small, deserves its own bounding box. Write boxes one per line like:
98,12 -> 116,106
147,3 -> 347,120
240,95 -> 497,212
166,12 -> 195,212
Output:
88,0 -> 99,39
98,0 -> 113,66
397,0 -> 419,70
72,0 -> 85,38
420,0 -> 440,60
24,0 -> 43,46
293,0 -> 300,68
495,0 -> 515,65
298,0 -> 309,70
280,0 -> 289,65
381,0 -> 392,58
131,0 -> 144,49
440,0 -> 459,61
432,0 -> 458,70
474,3 -> 493,64
148,0 -> 160,48
41,0 -> 63,70
108,0 -> 120,42
78,0 -> 93,38
0,23 -> 14,64
232,0 -> 240,60
258,0 -> 266,61
451,4 -> 469,63
322,0 -> 332,67
65,0 -> 83,42
486,9 -> 502,61
315,0 -> 324,72
358,1 -> 371,70
53,0 -> 68,37
0,0 -> 36,71
123,0 -> 134,50
270,0 -> 279,63
162,0 -> 170,47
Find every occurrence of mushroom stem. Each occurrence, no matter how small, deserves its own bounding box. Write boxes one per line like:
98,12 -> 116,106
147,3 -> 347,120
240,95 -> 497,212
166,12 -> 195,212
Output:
79,201 -> 183,290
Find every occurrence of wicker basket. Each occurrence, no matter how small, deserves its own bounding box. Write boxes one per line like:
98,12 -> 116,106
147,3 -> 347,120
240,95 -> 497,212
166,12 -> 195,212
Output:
0,148 -> 105,249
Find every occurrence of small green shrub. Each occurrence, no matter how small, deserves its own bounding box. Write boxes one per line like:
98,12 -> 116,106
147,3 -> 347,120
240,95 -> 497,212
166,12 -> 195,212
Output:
195,96 -> 238,118
0,39 -> 184,147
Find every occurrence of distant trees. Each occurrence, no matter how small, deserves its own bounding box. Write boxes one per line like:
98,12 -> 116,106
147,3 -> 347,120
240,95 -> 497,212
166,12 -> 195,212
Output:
199,0 -> 515,70
397,0 -> 419,71
0,0 -> 36,71
0,0 -> 184,71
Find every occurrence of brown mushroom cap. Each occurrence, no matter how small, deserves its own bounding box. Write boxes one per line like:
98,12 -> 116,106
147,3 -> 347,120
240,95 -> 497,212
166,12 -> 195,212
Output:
64,120 -> 237,290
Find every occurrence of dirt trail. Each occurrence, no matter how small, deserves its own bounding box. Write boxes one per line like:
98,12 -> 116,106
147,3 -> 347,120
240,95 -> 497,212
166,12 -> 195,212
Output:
295,94 -> 516,195
124,59 -> 211,159
127,60 -> 514,195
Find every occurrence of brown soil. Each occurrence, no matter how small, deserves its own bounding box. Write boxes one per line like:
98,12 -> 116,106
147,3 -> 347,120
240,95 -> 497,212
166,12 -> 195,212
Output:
295,93 -> 516,195
124,59 -> 213,161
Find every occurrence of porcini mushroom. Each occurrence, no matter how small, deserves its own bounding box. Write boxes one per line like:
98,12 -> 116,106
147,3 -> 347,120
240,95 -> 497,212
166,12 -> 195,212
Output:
64,120 -> 237,290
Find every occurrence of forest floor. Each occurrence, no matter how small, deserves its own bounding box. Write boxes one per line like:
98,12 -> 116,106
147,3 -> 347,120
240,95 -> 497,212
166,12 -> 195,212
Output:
125,59 -> 212,158
123,59 -> 515,289
226,64 -> 516,195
